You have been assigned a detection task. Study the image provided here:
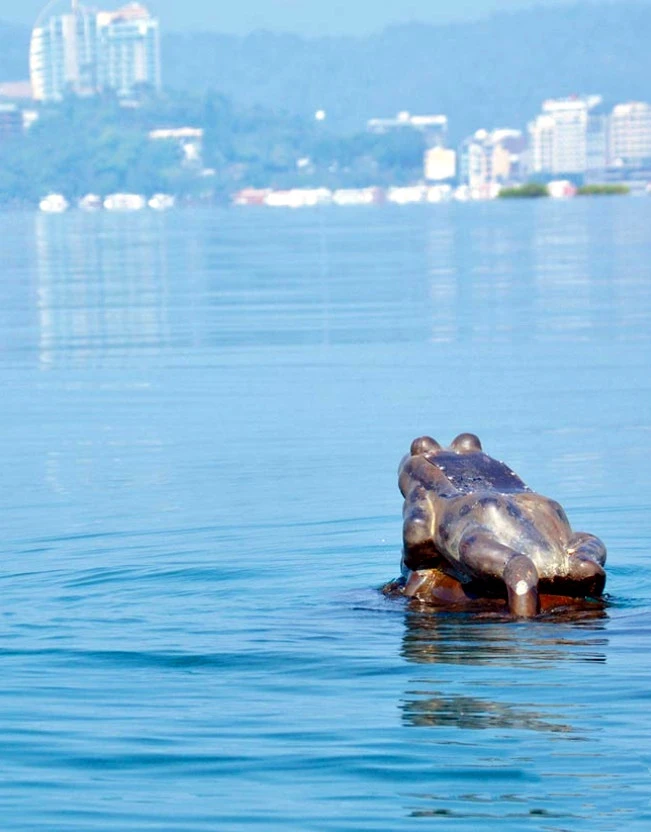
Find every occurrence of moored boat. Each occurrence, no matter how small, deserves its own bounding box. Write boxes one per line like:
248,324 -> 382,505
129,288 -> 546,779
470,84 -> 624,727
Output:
39,193 -> 69,213
103,193 -> 146,211
148,193 -> 175,210
79,193 -> 103,211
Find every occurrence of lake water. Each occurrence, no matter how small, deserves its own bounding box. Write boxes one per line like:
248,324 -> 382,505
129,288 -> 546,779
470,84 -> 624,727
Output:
1,199 -> 651,830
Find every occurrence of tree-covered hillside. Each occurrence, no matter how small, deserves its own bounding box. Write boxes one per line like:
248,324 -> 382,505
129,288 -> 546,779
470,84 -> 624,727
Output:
0,92 -> 427,205
160,2 -> 651,138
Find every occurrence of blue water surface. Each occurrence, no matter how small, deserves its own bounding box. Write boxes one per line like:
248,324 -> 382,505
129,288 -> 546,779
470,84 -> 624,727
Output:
1,199 -> 650,830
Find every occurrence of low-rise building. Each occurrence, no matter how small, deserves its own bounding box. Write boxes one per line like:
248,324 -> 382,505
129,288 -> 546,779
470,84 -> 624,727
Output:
149,127 -> 204,165
424,146 -> 456,182
367,111 -> 448,148
459,128 -> 525,188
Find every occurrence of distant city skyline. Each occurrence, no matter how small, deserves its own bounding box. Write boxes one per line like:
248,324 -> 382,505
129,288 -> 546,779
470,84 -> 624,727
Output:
0,0 -> 615,35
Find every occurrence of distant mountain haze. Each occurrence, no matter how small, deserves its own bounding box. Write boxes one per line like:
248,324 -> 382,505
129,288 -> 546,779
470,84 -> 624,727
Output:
0,0 -> 615,34
0,2 -> 648,139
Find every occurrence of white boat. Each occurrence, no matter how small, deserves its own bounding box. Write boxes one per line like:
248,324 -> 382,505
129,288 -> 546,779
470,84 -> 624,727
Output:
332,187 -> 380,206
547,179 -> 577,199
103,193 -> 146,211
79,193 -> 103,211
263,188 -> 331,208
148,193 -> 175,211
386,185 -> 427,205
39,193 -> 69,213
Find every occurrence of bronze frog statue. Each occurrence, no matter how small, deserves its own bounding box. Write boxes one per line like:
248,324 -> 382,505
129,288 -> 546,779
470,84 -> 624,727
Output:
387,433 -> 606,617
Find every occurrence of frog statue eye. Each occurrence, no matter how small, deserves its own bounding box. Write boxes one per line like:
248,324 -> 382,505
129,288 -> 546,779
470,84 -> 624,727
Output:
450,433 -> 483,453
410,436 -> 441,456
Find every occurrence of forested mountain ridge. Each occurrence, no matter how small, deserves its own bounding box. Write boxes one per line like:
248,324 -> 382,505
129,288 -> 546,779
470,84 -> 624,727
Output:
163,2 -> 651,137
1,2 -> 649,140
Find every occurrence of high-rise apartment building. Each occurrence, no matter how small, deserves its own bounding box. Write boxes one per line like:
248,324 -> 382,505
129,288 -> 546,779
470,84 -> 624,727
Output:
528,95 -> 605,175
96,5 -> 161,97
30,3 -> 98,100
30,2 -> 160,102
609,102 -> 651,166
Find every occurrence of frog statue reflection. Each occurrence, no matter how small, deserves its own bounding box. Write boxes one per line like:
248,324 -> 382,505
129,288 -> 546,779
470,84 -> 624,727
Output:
385,433 -> 607,617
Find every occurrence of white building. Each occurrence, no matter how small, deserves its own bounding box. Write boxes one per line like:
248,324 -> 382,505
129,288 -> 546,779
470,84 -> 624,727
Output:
367,111 -> 448,147
459,128 -> 525,188
424,146 -> 456,181
30,1 -> 160,102
150,127 -> 203,165
609,102 -> 651,166
528,95 -> 605,175
96,4 -> 161,97
30,2 -> 98,100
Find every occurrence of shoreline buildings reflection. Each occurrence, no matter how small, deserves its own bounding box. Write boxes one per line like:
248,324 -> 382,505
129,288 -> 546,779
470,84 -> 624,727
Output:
34,211 -> 171,367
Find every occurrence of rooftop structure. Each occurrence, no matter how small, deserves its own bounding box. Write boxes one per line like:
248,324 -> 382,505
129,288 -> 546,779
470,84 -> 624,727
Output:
0,81 -> 34,101
367,111 -> 448,147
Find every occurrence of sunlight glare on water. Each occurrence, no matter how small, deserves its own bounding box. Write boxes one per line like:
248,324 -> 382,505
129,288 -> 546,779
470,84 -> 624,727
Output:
0,199 -> 650,830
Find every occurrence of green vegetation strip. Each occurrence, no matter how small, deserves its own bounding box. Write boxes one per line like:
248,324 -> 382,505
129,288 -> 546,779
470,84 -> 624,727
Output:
576,184 -> 630,195
499,184 -> 548,198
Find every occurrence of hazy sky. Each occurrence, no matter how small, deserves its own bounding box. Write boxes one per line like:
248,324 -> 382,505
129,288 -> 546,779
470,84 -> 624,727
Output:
3,0 -> 610,34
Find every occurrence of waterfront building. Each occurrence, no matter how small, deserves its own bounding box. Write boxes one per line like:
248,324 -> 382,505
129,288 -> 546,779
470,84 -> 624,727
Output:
424,146 -> 456,181
459,128 -> 525,188
528,95 -> 605,176
528,114 -> 554,173
30,1 -> 160,102
459,132 -> 489,188
609,102 -> 651,166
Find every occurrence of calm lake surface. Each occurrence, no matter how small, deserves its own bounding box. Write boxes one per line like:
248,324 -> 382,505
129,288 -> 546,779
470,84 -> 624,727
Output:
1,199 -> 651,830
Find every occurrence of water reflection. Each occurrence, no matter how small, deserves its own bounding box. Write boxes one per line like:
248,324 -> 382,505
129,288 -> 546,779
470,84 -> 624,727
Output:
398,609 -> 607,737
401,608 -> 608,668
29,202 -> 651,363
401,691 -> 572,733
422,201 -> 651,345
34,212 -> 171,366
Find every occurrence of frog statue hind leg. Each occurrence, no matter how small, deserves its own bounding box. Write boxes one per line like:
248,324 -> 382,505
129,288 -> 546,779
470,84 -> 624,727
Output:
455,526 -> 606,616
456,529 -> 541,617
